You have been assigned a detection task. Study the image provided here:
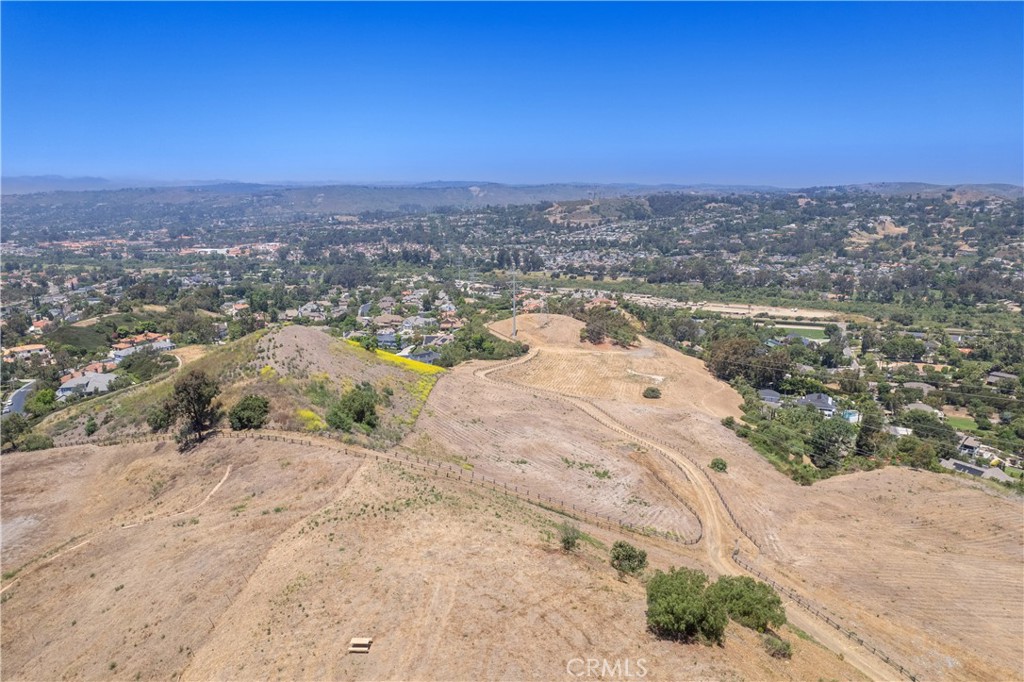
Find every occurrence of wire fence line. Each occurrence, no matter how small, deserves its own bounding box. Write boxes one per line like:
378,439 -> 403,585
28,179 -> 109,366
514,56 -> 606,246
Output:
582,400 -> 763,551
55,389 -> 912,680
479,357 -> 758,551
731,549 -> 917,681
480,357 -> 917,681
56,428 -> 703,546
476,367 -> 709,543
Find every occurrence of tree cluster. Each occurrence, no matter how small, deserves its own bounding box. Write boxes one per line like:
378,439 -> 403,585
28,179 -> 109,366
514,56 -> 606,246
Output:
646,567 -> 787,647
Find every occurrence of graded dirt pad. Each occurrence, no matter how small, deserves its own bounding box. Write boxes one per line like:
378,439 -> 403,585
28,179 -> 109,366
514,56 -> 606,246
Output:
484,315 -> 1024,682
1,439 -> 863,682
408,361 -> 703,539
490,314 -> 742,421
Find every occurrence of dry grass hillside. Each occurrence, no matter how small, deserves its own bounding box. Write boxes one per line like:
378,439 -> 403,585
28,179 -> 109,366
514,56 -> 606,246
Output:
6,313 -> 1021,682
469,314 -> 1024,682
39,325 -> 441,449
1,438 -> 861,681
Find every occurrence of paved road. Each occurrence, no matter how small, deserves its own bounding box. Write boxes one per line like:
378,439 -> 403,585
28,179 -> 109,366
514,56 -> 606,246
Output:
5,380 -> 37,415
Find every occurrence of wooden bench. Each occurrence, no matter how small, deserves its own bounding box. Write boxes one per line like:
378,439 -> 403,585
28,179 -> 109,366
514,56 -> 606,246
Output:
348,637 -> 373,654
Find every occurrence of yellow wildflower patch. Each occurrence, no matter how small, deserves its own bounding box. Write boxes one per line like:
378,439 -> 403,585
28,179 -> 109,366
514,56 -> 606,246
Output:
296,408 -> 326,431
376,351 -> 445,375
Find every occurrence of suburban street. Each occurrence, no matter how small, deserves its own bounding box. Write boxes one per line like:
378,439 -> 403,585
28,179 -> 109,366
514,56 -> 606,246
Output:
5,380 -> 36,415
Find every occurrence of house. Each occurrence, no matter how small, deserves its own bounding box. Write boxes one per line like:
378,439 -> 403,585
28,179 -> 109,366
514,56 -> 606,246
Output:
905,402 -> 944,419
841,409 -> 862,424
757,389 -> 782,404
111,333 -> 175,361
884,425 -> 913,437
784,334 -> 817,347
402,315 -> 434,331
796,392 -> 837,417
902,381 -> 935,395
375,332 -> 398,350
412,350 -> 441,364
61,361 -> 117,384
29,319 -> 54,335
56,372 -> 118,401
939,459 -> 1013,483
958,436 -> 982,457
373,314 -> 404,328
422,333 -> 454,347
2,344 -> 52,363
986,371 -> 1019,387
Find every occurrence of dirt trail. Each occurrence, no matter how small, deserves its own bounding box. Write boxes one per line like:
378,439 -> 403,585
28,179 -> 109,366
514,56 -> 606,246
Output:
478,324 -> 901,681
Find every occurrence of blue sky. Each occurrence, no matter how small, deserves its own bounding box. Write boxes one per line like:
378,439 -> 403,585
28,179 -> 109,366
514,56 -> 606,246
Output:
2,2 -> 1021,186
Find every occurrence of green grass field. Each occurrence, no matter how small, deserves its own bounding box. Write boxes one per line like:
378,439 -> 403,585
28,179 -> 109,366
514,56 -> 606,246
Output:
946,415 -> 978,431
776,327 -> 828,340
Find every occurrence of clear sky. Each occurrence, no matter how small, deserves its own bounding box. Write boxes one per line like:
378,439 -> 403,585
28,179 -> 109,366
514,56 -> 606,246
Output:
2,2 -> 1022,186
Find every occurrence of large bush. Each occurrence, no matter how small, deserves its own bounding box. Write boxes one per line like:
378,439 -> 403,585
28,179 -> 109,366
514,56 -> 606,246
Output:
25,388 -> 56,418
706,575 -> 786,633
229,394 -> 270,430
646,567 -> 727,644
610,541 -> 648,576
20,433 -> 55,451
558,522 -> 581,552
323,382 -> 382,433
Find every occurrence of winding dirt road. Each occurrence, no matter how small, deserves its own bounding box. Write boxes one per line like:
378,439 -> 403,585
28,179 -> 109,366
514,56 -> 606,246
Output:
474,345 -> 898,681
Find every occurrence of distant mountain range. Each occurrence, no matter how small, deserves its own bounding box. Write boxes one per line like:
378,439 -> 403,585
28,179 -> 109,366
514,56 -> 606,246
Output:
2,176 -> 1021,207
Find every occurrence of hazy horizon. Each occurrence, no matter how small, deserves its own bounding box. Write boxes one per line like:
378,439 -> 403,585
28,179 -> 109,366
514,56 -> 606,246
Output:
4,174 -> 1022,191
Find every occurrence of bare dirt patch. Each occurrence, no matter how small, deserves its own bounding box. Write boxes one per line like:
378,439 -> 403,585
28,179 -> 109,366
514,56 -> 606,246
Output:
168,344 -> 209,366
1,439 -> 861,682
490,315 -> 742,421
408,360 -> 703,539
481,315 -> 1023,681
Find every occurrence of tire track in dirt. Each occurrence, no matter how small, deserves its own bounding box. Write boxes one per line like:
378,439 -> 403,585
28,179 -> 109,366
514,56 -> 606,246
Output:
1,463 -> 235,594
476,349 -> 904,682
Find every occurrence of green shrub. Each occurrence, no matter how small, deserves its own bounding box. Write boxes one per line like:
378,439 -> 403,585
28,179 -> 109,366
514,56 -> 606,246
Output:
762,634 -> 792,659
706,575 -> 786,633
84,416 -> 98,437
558,522 -> 581,552
721,416 -> 736,429
610,541 -> 648,576
643,387 -> 662,399
646,566 -> 727,644
709,458 -> 728,473
1,413 -> 29,447
325,403 -> 354,432
228,394 -> 270,430
20,433 -> 55,451
147,405 -> 172,433
118,350 -> 176,382
25,389 -> 56,418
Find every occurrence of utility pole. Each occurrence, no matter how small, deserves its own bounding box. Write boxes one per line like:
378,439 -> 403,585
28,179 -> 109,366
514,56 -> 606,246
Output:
511,270 -> 518,338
